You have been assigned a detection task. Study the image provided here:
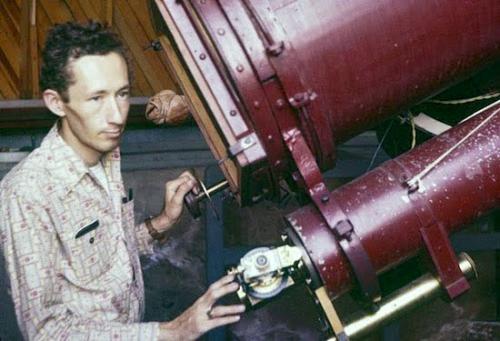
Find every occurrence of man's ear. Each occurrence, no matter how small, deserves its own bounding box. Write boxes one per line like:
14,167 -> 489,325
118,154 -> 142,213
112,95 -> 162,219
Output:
42,89 -> 66,118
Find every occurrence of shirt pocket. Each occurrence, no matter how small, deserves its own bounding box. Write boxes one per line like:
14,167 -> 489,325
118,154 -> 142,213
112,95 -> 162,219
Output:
121,199 -> 135,229
61,216 -> 118,287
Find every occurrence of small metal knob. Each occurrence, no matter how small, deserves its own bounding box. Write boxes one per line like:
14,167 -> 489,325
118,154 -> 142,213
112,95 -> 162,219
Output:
183,179 -> 229,218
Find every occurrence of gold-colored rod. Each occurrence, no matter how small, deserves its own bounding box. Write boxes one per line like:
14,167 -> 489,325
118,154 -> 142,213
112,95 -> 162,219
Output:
195,180 -> 229,200
328,253 -> 477,340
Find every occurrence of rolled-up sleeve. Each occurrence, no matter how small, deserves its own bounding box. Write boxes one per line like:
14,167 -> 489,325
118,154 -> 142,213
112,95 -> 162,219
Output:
134,222 -> 156,256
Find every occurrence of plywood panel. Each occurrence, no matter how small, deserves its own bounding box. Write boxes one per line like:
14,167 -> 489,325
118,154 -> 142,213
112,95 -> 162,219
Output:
0,63 -> 18,99
0,1 -> 20,41
64,0 -> 88,22
40,0 -> 73,23
0,14 -> 21,77
0,0 -> 179,101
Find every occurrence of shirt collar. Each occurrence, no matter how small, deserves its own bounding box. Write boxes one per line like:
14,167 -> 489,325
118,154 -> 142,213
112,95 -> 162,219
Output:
41,122 -> 121,198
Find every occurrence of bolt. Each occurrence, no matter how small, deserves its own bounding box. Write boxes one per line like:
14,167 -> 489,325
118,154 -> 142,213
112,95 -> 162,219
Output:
199,53 -> 206,60
275,99 -> 285,109
253,101 -> 260,108
293,92 -> 305,102
236,64 -> 244,72
229,110 -> 237,116
217,28 -> 225,35
267,134 -> 273,141
321,195 -> 329,203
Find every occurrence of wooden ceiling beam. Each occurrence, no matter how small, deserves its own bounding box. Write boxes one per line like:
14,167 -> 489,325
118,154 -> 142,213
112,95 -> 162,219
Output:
20,0 -> 34,98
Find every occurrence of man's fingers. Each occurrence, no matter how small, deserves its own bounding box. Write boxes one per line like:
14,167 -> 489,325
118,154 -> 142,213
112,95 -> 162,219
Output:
166,177 -> 197,202
208,282 -> 240,303
207,315 -> 241,329
209,304 -> 245,318
180,170 -> 196,181
209,274 -> 236,290
180,170 -> 200,194
171,181 -> 196,206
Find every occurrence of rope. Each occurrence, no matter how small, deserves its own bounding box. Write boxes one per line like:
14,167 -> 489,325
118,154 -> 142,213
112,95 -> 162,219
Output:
426,91 -> 500,105
406,106 -> 499,191
145,90 -> 190,125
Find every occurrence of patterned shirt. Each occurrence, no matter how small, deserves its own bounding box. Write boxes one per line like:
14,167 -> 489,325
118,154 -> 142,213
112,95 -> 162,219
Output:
0,124 -> 160,340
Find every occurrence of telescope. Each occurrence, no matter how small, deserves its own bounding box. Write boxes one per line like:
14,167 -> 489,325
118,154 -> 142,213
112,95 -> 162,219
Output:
154,0 -> 500,338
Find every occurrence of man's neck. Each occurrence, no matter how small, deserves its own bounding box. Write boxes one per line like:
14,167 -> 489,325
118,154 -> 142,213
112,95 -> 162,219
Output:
58,122 -> 102,166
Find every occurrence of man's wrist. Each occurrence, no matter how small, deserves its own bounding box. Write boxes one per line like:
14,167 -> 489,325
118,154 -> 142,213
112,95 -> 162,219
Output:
144,216 -> 168,242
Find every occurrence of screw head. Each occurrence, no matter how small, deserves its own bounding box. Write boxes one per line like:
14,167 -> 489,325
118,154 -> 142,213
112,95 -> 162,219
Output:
256,255 -> 268,268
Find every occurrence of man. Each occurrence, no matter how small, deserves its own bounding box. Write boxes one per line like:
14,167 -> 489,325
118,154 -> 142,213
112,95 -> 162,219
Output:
0,21 -> 244,340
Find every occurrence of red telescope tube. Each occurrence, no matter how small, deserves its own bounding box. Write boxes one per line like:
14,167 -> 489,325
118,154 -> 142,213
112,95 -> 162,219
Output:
157,0 -> 500,203
285,101 -> 500,298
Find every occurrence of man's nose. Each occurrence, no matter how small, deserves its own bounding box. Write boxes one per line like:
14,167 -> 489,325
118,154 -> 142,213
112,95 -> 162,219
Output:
107,97 -> 125,125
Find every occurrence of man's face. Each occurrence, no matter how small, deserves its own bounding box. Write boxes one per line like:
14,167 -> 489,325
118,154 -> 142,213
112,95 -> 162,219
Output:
60,52 -> 130,165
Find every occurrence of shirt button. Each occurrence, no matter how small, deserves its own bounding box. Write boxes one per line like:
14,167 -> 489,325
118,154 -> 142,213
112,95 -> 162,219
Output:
89,237 -> 95,244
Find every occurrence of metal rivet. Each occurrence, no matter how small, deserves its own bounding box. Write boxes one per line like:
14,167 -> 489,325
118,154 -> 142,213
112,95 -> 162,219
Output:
89,237 -> 95,244
236,64 -> 244,72
217,28 -> 225,35
275,99 -> 285,109
199,53 -> 206,60
229,110 -> 237,116
253,101 -> 260,108
267,134 -> 273,141
321,195 -> 329,203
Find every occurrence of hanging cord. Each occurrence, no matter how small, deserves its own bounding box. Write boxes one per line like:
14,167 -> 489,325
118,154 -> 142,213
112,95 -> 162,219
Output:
397,111 -> 417,149
426,91 -> 500,105
406,106 -> 499,192
366,119 -> 394,172
409,112 -> 416,149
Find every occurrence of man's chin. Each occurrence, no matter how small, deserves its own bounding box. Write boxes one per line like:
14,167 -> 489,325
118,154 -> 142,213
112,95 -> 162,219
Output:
98,138 -> 121,154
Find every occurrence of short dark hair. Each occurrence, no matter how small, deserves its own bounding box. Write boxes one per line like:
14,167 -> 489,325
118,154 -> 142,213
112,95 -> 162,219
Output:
40,21 -> 132,102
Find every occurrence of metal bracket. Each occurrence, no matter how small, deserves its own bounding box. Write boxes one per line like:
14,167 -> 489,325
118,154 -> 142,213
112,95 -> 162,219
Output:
266,41 -> 285,56
390,159 -> 470,300
289,90 -> 318,109
420,222 -> 470,299
228,133 -> 257,157
283,127 -> 381,304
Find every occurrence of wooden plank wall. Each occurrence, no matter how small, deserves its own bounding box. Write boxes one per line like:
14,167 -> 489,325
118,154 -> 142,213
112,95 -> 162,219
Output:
0,0 -> 179,100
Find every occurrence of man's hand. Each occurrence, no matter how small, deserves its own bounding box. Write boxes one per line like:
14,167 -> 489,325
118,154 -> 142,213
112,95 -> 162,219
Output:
158,274 -> 245,340
151,171 -> 198,233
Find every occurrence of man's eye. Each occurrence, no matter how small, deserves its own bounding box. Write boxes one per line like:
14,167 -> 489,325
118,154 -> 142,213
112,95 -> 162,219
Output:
89,96 -> 101,101
118,91 -> 130,98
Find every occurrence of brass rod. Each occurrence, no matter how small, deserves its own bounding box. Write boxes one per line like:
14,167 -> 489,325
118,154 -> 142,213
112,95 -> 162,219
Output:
196,179 -> 229,200
328,253 -> 476,340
